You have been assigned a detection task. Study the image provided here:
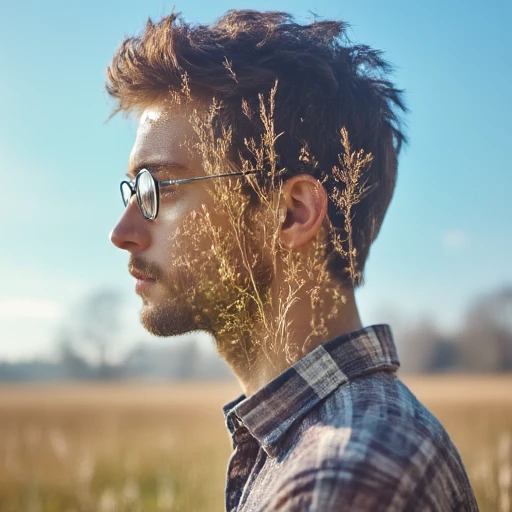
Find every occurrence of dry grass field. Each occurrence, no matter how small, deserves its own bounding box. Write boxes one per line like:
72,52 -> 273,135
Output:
0,376 -> 510,512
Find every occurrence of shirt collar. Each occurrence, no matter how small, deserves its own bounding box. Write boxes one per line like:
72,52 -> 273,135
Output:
223,324 -> 399,457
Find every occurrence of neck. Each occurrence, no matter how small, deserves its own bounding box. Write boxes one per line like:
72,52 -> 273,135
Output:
216,282 -> 362,397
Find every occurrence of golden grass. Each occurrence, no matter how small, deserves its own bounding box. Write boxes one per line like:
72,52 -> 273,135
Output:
0,377 -> 510,511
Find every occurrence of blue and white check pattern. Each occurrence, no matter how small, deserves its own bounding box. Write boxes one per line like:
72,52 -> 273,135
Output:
223,324 -> 479,511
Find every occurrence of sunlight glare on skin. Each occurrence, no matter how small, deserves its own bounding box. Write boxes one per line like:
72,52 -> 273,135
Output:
140,107 -> 163,125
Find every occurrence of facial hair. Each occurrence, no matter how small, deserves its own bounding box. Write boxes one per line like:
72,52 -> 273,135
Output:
129,254 -> 208,336
128,216 -> 274,341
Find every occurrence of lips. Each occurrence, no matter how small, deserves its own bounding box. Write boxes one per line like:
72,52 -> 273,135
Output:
129,267 -> 155,281
129,267 -> 156,295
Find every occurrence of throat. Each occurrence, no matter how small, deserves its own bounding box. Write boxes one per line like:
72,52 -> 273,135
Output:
213,287 -> 362,397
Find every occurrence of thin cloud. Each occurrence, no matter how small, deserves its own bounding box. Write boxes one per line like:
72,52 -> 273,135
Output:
0,299 -> 62,320
442,230 -> 469,250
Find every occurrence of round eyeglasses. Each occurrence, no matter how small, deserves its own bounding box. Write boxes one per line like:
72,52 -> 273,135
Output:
120,168 -> 261,220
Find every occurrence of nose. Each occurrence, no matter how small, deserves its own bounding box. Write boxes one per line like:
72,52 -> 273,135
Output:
110,199 -> 150,252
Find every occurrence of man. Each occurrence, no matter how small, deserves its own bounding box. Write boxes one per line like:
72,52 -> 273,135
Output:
108,10 -> 478,511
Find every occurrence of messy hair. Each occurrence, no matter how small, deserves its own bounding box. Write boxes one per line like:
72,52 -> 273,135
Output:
106,10 -> 407,287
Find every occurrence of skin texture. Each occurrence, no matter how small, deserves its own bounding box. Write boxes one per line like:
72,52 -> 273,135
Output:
112,106 -> 218,334
111,103 -> 363,396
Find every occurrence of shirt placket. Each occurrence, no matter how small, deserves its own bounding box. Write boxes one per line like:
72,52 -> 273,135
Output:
225,415 -> 260,512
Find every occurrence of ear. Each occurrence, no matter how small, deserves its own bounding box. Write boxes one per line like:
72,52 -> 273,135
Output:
278,174 -> 328,250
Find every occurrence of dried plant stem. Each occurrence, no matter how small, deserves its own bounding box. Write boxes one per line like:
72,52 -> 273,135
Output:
168,80 -> 374,370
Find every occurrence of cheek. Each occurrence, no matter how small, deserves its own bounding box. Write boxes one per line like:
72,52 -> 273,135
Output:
155,191 -> 217,256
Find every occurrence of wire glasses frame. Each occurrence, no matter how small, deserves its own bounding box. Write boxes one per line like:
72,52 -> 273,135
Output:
120,168 -> 261,220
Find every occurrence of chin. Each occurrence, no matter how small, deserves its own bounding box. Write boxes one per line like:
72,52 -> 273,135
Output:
140,302 -> 208,337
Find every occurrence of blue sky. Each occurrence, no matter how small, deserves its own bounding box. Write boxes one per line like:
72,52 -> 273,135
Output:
0,0 -> 510,360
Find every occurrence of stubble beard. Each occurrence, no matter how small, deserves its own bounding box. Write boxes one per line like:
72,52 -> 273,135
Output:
132,229 -> 274,343
133,256 -> 214,337
140,295 -> 204,337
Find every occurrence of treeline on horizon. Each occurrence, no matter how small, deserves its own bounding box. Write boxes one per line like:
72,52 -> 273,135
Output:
0,339 -> 233,382
1,285 -> 511,381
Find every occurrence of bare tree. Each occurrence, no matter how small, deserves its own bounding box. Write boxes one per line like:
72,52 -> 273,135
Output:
55,327 -> 92,380
61,289 -> 124,378
398,319 -> 446,374
458,286 -> 512,372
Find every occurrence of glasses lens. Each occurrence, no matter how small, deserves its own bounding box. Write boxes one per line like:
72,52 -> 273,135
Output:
137,170 -> 157,219
121,182 -> 133,207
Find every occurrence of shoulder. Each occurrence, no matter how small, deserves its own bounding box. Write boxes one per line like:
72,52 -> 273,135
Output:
268,374 -> 477,511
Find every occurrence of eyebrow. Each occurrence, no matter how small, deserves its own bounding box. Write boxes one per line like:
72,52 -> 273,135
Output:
126,161 -> 190,181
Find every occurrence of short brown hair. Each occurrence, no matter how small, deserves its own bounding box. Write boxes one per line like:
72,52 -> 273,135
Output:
106,10 -> 407,287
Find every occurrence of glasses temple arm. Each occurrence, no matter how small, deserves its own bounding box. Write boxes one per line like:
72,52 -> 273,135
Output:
159,169 -> 262,187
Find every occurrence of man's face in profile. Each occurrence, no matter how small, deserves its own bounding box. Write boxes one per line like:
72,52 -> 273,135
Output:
111,104 -> 213,335
110,103 -> 272,339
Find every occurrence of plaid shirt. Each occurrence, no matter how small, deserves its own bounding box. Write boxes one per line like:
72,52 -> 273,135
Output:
223,324 -> 478,511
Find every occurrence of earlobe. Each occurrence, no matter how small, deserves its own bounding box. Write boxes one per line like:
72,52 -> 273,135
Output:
279,175 -> 328,250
